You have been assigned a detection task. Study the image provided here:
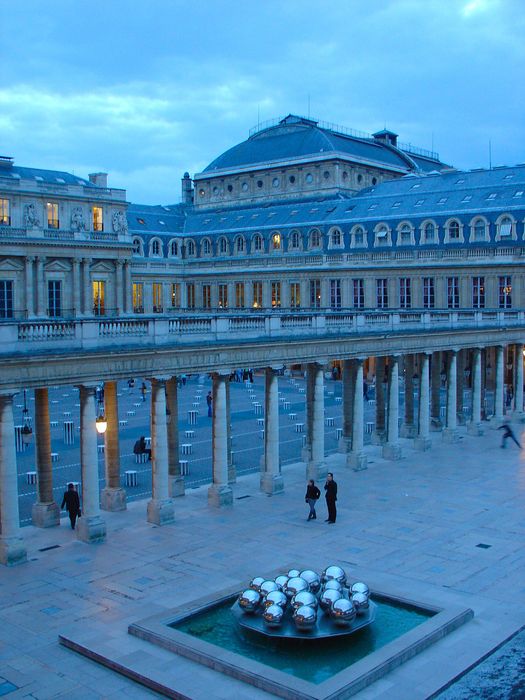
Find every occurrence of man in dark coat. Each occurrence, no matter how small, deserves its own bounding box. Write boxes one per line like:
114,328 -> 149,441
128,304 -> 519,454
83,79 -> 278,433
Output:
61,483 -> 81,530
305,479 -> 321,520
324,472 -> 338,524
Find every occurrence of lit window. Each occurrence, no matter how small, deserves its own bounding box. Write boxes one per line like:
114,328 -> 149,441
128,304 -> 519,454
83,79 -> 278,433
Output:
93,280 -> 105,315
499,217 -> 512,236
235,282 -> 245,308
152,283 -> 163,313
252,281 -> 263,308
93,206 -> 103,232
133,283 -> 144,313
171,283 -> 180,308
0,198 -> 10,225
47,202 -> 59,229
499,276 -> 512,308
218,283 -> 228,308
198,188 -> 205,197
271,281 -> 281,308
272,232 -> 281,250
290,282 -> 300,309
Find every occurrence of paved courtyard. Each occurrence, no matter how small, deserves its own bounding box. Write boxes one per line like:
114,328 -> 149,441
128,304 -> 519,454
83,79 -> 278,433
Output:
1,407 -> 524,699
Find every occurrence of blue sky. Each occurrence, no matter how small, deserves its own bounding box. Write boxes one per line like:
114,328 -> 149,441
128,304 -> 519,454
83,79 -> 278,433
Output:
1,0 -> 524,204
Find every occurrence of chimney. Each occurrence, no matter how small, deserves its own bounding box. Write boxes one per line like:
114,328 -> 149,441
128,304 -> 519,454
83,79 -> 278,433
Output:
89,172 -> 108,188
181,171 -> 193,204
372,130 -> 398,148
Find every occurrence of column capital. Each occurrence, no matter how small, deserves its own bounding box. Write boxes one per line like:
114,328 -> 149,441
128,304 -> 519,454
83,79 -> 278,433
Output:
75,383 -> 97,395
212,369 -> 231,378
116,259 -> 123,268
25,255 -> 35,263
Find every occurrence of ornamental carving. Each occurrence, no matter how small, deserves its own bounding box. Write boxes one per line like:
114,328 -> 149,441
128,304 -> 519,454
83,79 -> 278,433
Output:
70,207 -> 86,232
23,203 -> 40,228
112,210 -> 128,234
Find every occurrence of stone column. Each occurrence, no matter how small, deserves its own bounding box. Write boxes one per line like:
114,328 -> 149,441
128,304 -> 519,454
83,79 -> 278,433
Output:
147,379 -> 175,524
115,261 -> 124,314
82,258 -> 91,315
0,393 -> 27,565
339,359 -> 354,454
431,351 -> 443,430
76,385 -> 106,543
166,377 -> 184,497
72,258 -> 81,317
226,380 -> 236,484
261,367 -> 284,494
493,345 -> 505,424
32,388 -> 60,527
348,359 -> 367,470
36,256 -> 46,317
383,356 -> 402,460
124,260 -> 132,314
24,256 -> 34,318
415,353 -> 431,450
101,381 -> 126,511
514,343 -> 524,419
306,363 -> 327,480
372,356 -> 386,444
443,350 -> 459,442
208,372 -> 233,507
400,354 -> 416,438
468,348 -> 484,436
455,350 -> 466,425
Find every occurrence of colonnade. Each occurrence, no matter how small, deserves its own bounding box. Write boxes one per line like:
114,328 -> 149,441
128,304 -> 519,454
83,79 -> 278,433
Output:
0,344 -> 523,565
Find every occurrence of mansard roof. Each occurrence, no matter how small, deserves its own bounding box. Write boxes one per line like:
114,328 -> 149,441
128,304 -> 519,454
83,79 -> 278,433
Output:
127,202 -> 186,235
0,164 -> 94,187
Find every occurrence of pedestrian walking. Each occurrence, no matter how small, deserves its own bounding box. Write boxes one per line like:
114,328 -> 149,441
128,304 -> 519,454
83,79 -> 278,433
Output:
141,382 -> 147,402
498,421 -> 522,449
206,390 -> 213,417
61,483 -> 81,530
305,479 -> 321,520
324,472 -> 338,524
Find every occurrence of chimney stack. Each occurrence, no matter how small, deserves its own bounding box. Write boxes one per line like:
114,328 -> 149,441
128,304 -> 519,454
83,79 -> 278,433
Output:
181,172 -> 193,204
89,172 -> 108,188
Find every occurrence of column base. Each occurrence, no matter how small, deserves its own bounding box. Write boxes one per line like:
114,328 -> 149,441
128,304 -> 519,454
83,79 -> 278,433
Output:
76,514 -> 107,543
347,451 -> 367,471
400,424 -> 417,438
100,487 -> 127,512
169,475 -> 185,498
442,428 -> 459,443
147,498 -> 175,525
208,484 -> 233,507
31,501 -> 60,528
467,422 -> 484,436
260,473 -> 284,495
382,443 -> 402,460
414,436 -> 432,451
306,462 -> 328,482
338,436 -> 352,454
371,431 -> 386,445
0,536 -> 27,566
430,418 -> 443,431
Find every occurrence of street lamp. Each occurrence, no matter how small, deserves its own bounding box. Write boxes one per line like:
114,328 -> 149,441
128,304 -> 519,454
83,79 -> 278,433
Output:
95,401 -> 107,434
21,389 -> 33,445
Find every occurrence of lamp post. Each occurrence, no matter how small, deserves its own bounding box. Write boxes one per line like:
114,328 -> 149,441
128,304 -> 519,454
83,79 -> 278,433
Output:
95,401 -> 107,435
21,389 -> 33,445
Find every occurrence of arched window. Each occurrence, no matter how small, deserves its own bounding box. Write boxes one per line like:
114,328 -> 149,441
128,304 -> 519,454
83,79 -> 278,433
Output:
473,219 -> 487,241
186,240 -> 195,256
398,223 -> 412,245
352,226 -> 365,246
271,232 -> 281,250
375,224 -> 390,246
423,222 -> 436,243
202,238 -> 211,255
169,240 -> 178,257
151,239 -> 162,256
309,228 -> 321,248
448,220 -> 461,240
218,237 -> 228,255
289,230 -> 300,249
330,228 -> 342,247
132,237 -> 143,255
253,234 -> 263,252
235,236 -> 245,253
498,215 -> 513,237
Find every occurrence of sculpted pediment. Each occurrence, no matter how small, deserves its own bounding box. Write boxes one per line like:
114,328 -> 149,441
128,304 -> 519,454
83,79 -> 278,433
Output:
45,259 -> 72,272
0,258 -> 24,272
91,261 -> 115,273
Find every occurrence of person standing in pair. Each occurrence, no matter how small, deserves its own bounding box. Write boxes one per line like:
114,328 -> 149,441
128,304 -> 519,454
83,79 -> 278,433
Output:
324,472 -> 337,524
305,479 -> 321,520
61,483 -> 81,530
206,390 -> 213,417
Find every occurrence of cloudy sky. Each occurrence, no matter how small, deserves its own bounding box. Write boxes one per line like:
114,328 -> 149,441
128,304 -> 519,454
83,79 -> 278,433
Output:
1,0 -> 524,204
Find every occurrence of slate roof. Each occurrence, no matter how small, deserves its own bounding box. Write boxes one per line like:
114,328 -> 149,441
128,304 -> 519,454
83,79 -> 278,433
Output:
127,202 -> 186,235
0,165 -> 94,187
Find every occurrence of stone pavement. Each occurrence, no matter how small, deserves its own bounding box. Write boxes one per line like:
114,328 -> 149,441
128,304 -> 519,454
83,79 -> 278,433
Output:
1,422 -> 525,699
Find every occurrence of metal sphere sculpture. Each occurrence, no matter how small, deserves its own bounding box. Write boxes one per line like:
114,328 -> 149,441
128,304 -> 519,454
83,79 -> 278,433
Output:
259,580 -> 279,598
331,598 -> 357,627
262,604 -> 284,628
238,588 -> 260,613
351,582 -> 370,597
291,591 -> 318,611
300,569 -> 321,594
264,590 -> 288,610
323,579 -> 344,595
285,576 -> 309,599
319,588 -> 341,612
322,565 -> 347,585
352,592 -> 370,614
249,576 -> 265,592
293,605 -> 317,631
287,568 -> 301,579
274,575 -> 289,591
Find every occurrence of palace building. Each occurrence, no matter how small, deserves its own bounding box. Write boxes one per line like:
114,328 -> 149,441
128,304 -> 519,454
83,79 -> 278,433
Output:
0,115 -> 524,564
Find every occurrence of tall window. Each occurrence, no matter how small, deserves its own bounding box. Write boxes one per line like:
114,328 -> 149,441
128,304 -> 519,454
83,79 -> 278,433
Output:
271,232 -> 281,250
310,229 -> 321,248
170,240 -> 178,256
376,279 -> 388,309
423,222 -> 436,243
187,282 -> 195,309
446,277 -> 459,308
499,217 -> 513,237
253,234 -> 263,252
152,283 -> 163,312
271,281 -> 281,308
0,280 -> 13,318
0,198 -> 10,225
171,283 -> 180,308
331,229 -> 342,247
290,231 -> 300,249
448,220 -> 460,240
218,283 -> 228,308
218,237 -> 228,254
202,239 -> 211,255
375,226 -> 389,246
473,219 -> 486,241
132,238 -> 142,255
423,277 -> 434,309
353,227 -> 364,247
46,202 -> 59,229
48,280 -> 61,316
353,279 -> 364,309
252,281 -> 263,308
310,280 -> 321,308
151,239 -> 161,256
290,282 -> 301,309
398,224 -> 412,245
92,280 -> 105,315
499,276 -> 512,308
235,237 -> 245,254
186,240 -> 195,256
472,276 -> 485,309
202,284 -> 211,309
235,282 -> 245,308
399,278 -> 411,309
133,283 -> 144,312
92,206 -> 103,232
329,279 -> 341,309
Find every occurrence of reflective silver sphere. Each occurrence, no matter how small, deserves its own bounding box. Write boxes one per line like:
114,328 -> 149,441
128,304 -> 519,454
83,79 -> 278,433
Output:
249,576 -> 265,592
352,592 -> 370,614
300,569 -> 321,593
264,590 -> 288,610
319,588 -> 341,611
331,598 -> 356,626
285,576 -> 309,599
322,565 -> 347,585
238,588 -> 261,613
293,605 -> 317,630
291,591 -> 318,610
259,580 -> 279,597
323,579 -> 344,595
351,582 -> 370,597
274,575 -> 289,591
287,568 -> 301,579
262,604 -> 284,627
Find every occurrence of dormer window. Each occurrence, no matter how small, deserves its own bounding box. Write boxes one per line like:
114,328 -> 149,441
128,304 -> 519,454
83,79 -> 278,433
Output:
423,222 -> 436,243
132,237 -> 143,255
289,230 -> 300,249
218,237 -> 228,254
397,223 -> 413,245
330,228 -> 342,247
448,221 -> 460,240
202,238 -> 211,255
374,224 -> 390,246
186,240 -> 195,256
170,240 -> 178,256
151,239 -> 162,256
309,228 -> 321,248
499,216 -> 513,237
472,219 -> 487,241
253,234 -> 263,252
272,232 -> 281,250
235,236 -> 245,253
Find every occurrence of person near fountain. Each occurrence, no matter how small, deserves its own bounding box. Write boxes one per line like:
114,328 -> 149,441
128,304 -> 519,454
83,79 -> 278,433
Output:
324,472 -> 338,524
305,479 -> 321,520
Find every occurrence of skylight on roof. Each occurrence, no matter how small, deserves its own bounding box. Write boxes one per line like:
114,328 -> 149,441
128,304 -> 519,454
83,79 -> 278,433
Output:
158,220 -> 166,225
410,183 -> 421,189
290,210 -> 298,215
514,191 -> 524,198
310,207 -> 319,212
414,199 -> 424,207
55,178 -> 65,184
137,218 -> 146,225
251,214 -> 259,218
503,174 -> 514,180
77,180 -> 85,185
326,206 -> 336,213
455,178 -> 465,184
437,197 -> 447,204
368,203 -> 378,210
462,195 -> 472,202
392,202 -> 401,208
487,193 -> 497,200
34,176 -> 44,181
162,206 -> 171,211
